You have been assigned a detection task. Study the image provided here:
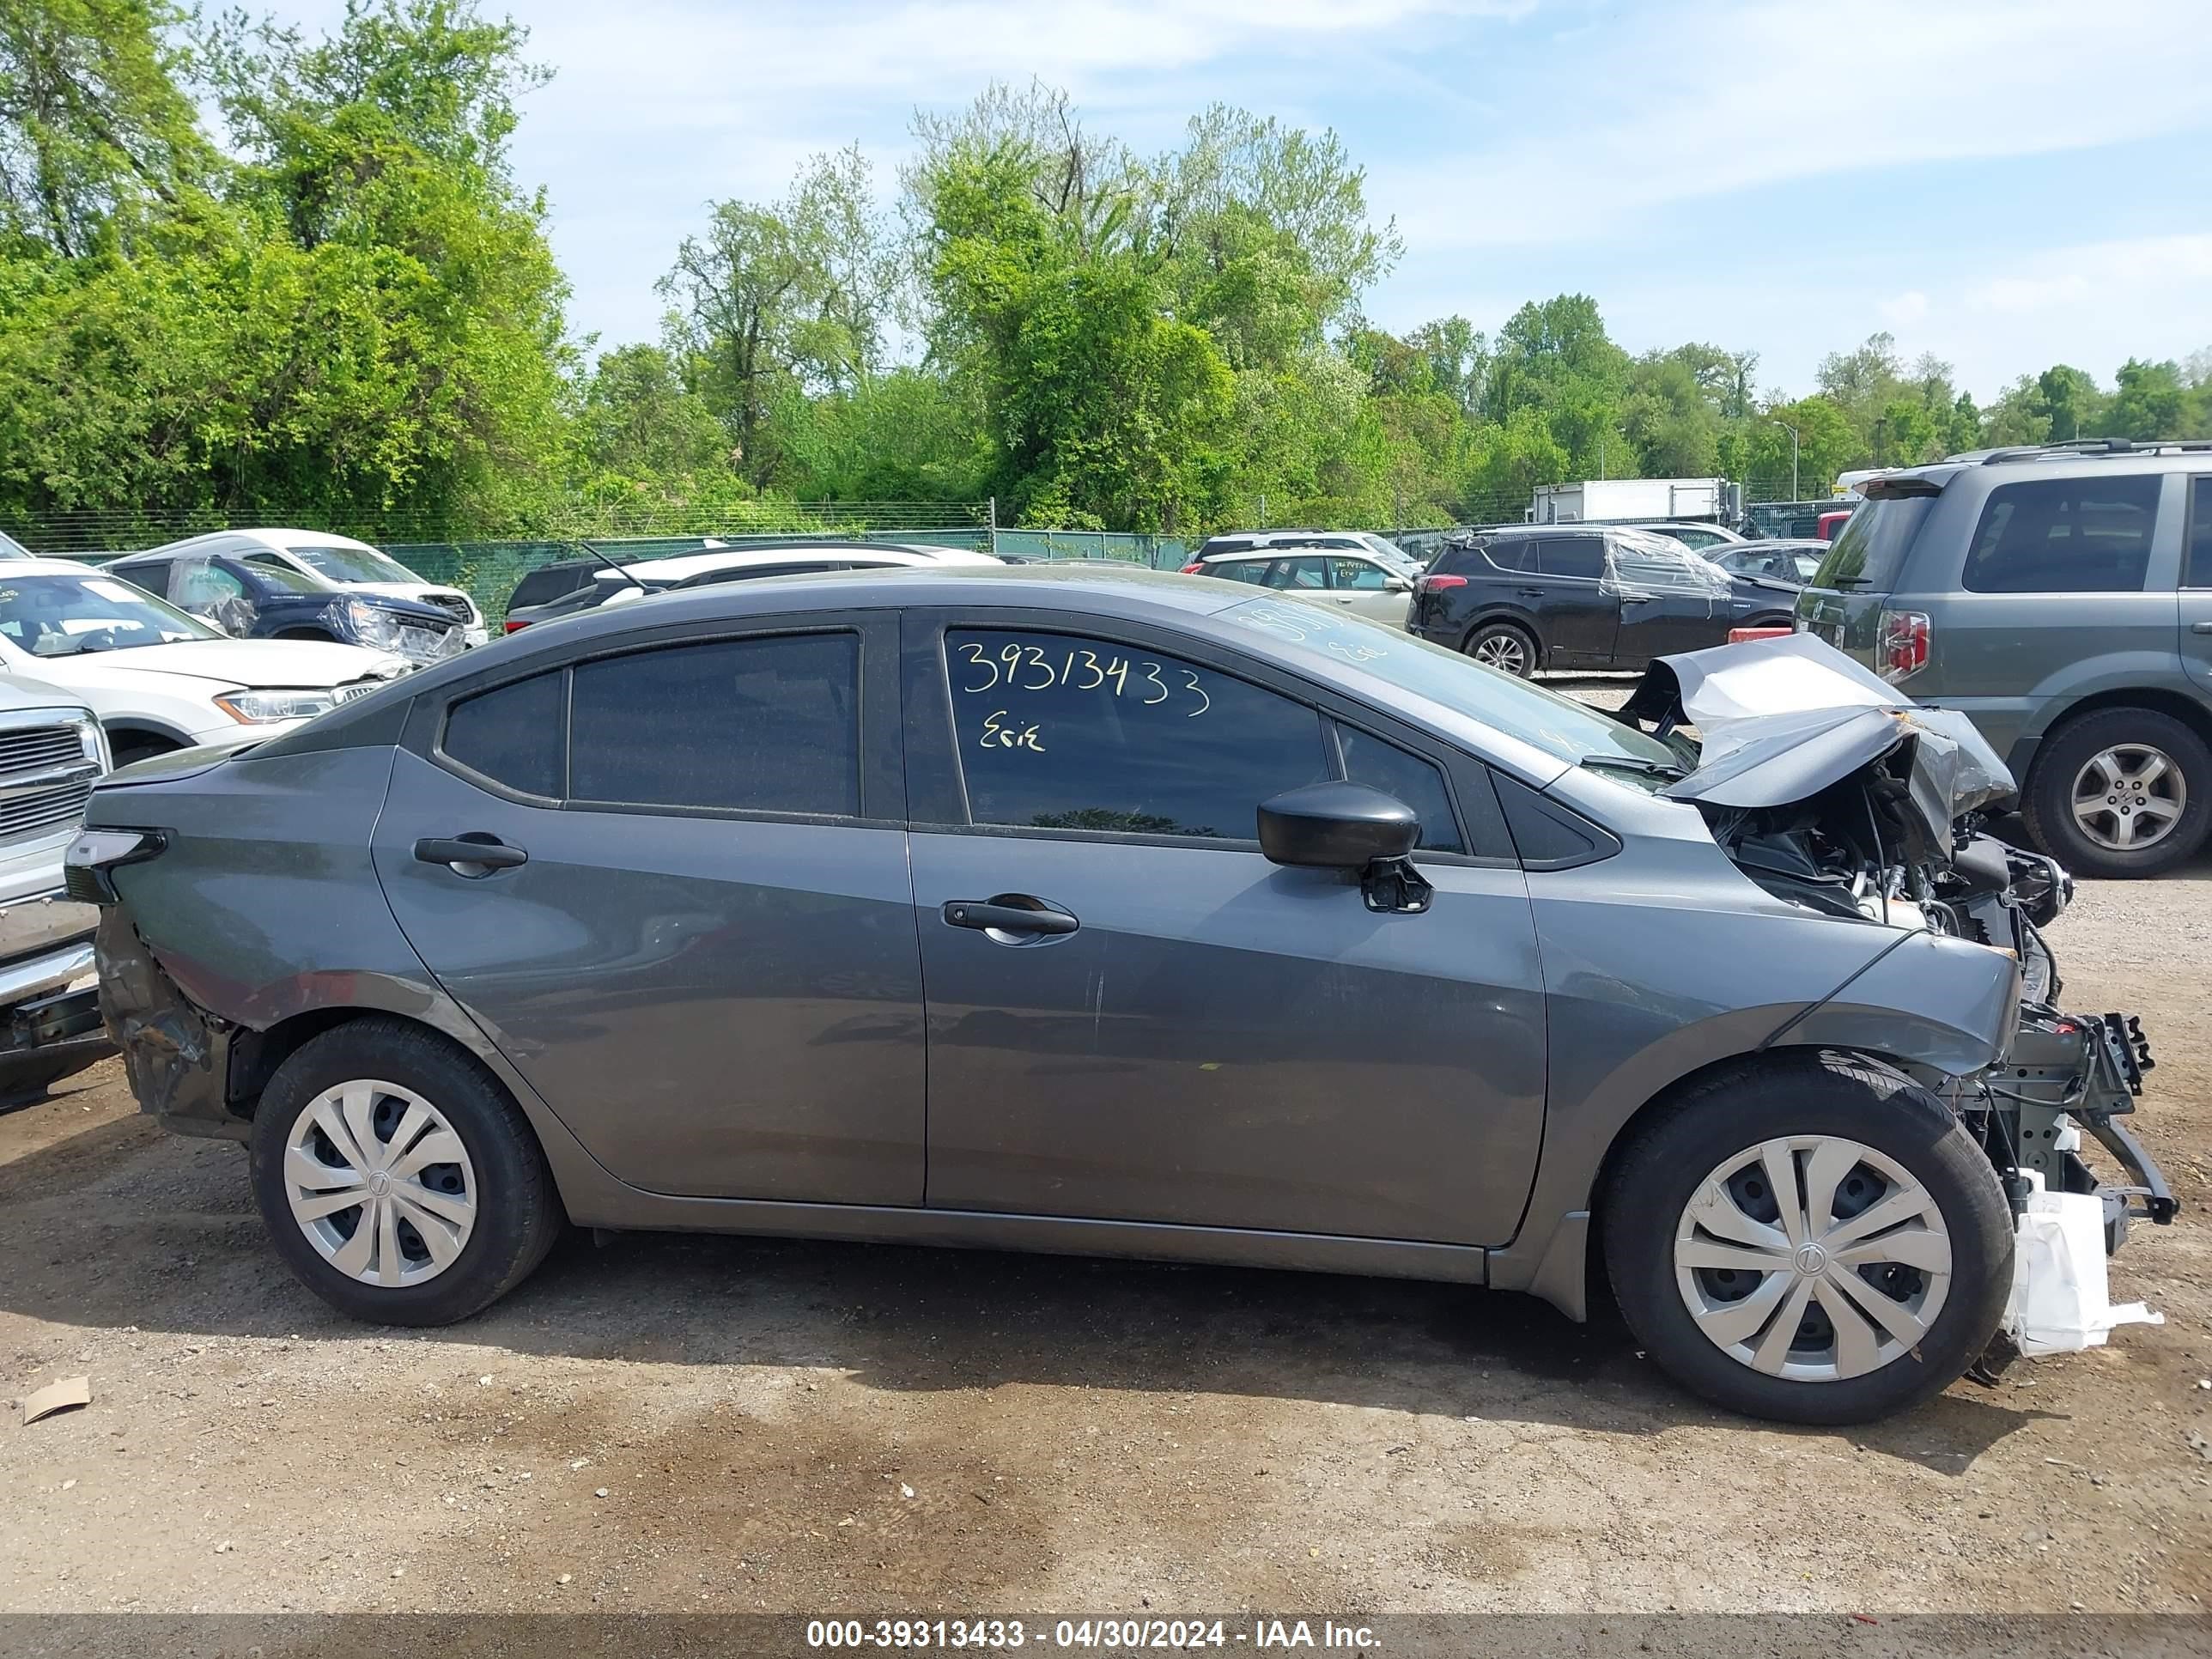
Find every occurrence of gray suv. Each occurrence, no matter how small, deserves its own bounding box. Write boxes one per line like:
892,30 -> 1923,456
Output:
1798,439 -> 2212,878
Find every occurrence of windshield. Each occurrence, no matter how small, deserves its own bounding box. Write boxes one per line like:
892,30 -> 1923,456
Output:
252,562 -> 329,594
0,572 -> 220,656
1220,598 -> 1680,772
289,543 -> 420,584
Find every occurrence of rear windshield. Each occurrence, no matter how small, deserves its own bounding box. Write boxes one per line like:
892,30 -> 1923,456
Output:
1810,496 -> 1934,594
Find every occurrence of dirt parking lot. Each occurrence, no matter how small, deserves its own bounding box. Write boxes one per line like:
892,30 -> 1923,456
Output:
3,680 -> 2209,1627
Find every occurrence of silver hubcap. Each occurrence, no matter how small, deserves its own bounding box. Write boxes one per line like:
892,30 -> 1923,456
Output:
1473,633 -> 1528,673
2070,744 -> 2185,852
283,1080 -> 477,1287
1673,1136 -> 1952,1382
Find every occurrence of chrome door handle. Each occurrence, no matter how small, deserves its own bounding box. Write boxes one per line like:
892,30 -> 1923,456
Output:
2192,621 -> 2212,635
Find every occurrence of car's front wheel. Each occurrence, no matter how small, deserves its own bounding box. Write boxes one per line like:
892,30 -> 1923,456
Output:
1601,1052 -> 2014,1424
248,1018 -> 562,1325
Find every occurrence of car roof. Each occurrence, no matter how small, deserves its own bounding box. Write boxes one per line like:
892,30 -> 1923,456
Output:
372,562 -> 1579,789
599,546 -> 1000,583
137,528 -> 382,557
1725,538 -> 1827,552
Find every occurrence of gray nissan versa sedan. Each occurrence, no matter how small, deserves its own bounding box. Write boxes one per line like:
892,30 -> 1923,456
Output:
70,567 -> 2176,1424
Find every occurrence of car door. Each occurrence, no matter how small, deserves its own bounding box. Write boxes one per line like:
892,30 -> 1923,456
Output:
1938,471 -> 2178,750
1607,538 -> 1734,665
2179,475 -> 2212,695
1529,535 -> 1618,664
1325,556 -> 1412,627
901,609 -> 1547,1246
370,614 -> 928,1205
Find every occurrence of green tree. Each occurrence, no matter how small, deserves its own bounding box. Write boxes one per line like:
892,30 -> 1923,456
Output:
575,343 -> 730,483
2036,364 -> 2104,443
0,0 -> 210,256
2107,357 -> 2187,441
661,146 -> 896,489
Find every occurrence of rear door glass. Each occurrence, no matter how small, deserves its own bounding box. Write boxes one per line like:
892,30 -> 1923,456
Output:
568,633 -> 861,815
1537,537 -> 1606,580
1480,538 -> 1534,574
1962,475 -> 2163,592
1261,556 -> 1328,591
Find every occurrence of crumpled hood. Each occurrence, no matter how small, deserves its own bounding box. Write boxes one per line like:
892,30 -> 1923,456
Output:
1622,633 -> 2014,844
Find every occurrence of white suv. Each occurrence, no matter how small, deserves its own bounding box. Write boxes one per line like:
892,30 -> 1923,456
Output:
0,561 -> 410,764
143,529 -> 488,647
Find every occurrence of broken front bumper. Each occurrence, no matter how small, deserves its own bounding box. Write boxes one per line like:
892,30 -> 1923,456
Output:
1988,1006 -> 2179,1249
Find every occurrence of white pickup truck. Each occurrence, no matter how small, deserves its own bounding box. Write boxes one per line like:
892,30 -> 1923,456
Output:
0,672 -> 112,1098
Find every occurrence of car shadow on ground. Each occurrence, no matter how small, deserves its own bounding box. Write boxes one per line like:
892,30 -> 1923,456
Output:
0,1105 -> 2062,1473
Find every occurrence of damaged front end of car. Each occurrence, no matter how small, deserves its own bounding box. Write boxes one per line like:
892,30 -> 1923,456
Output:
1618,634 -> 2177,1364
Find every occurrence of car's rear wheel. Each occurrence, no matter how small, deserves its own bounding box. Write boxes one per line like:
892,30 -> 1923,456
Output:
2024,708 -> 2211,879
1601,1052 -> 2013,1425
248,1018 -> 561,1325
1465,621 -> 1536,678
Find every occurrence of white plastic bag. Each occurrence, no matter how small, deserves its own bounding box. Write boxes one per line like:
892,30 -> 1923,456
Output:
2002,1170 -> 2163,1357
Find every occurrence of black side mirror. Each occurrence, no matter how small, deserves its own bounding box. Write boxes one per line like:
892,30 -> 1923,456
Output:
1257,781 -> 1432,914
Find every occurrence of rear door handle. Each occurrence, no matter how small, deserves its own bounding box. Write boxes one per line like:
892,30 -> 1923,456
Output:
943,899 -> 1079,936
2192,621 -> 2212,635
1516,587 -> 1546,599
414,835 -> 528,872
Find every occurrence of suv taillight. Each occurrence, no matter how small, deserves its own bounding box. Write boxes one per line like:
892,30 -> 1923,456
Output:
1416,574 -> 1468,591
1877,608 -> 1930,681
1179,562 -> 1205,574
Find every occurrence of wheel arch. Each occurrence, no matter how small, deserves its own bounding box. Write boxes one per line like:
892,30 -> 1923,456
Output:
221,994 -> 633,1224
103,717 -> 198,756
2024,685 -> 2212,771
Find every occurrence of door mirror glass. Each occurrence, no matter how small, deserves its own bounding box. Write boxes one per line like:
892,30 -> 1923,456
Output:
1258,781 -> 1419,867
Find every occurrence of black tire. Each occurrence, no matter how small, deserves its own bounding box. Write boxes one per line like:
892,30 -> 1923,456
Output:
1464,620 -> 1537,678
248,1016 -> 562,1325
1601,1052 -> 2013,1425
2023,707 -> 2212,879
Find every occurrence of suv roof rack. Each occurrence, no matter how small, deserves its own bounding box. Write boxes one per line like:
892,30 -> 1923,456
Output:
1979,437 -> 2212,465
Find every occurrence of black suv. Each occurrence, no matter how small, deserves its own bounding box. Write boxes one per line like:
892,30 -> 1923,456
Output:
1407,526 -> 1801,676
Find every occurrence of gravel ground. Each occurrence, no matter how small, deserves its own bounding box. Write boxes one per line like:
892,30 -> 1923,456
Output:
3,683 -> 2209,1627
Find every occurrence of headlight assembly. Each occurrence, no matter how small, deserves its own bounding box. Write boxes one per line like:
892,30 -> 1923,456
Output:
214,689 -> 340,723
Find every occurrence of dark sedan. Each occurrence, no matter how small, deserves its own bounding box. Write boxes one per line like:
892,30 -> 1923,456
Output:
68,566 -> 2177,1424
106,550 -> 464,666
1407,526 -> 1800,676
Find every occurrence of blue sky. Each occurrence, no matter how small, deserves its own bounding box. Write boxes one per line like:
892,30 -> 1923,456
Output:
275,0 -> 2212,399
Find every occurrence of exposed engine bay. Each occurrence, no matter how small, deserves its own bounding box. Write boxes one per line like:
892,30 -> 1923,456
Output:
1616,635 -> 2178,1361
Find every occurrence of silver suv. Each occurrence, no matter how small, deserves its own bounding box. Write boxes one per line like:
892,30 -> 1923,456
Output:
0,673 -> 111,1096
1797,439 -> 2212,878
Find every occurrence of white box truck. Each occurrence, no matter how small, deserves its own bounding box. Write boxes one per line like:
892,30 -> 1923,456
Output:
1528,478 -> 1732,524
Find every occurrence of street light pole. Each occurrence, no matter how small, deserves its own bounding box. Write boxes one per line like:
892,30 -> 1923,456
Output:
1769,418 -> 1801,501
